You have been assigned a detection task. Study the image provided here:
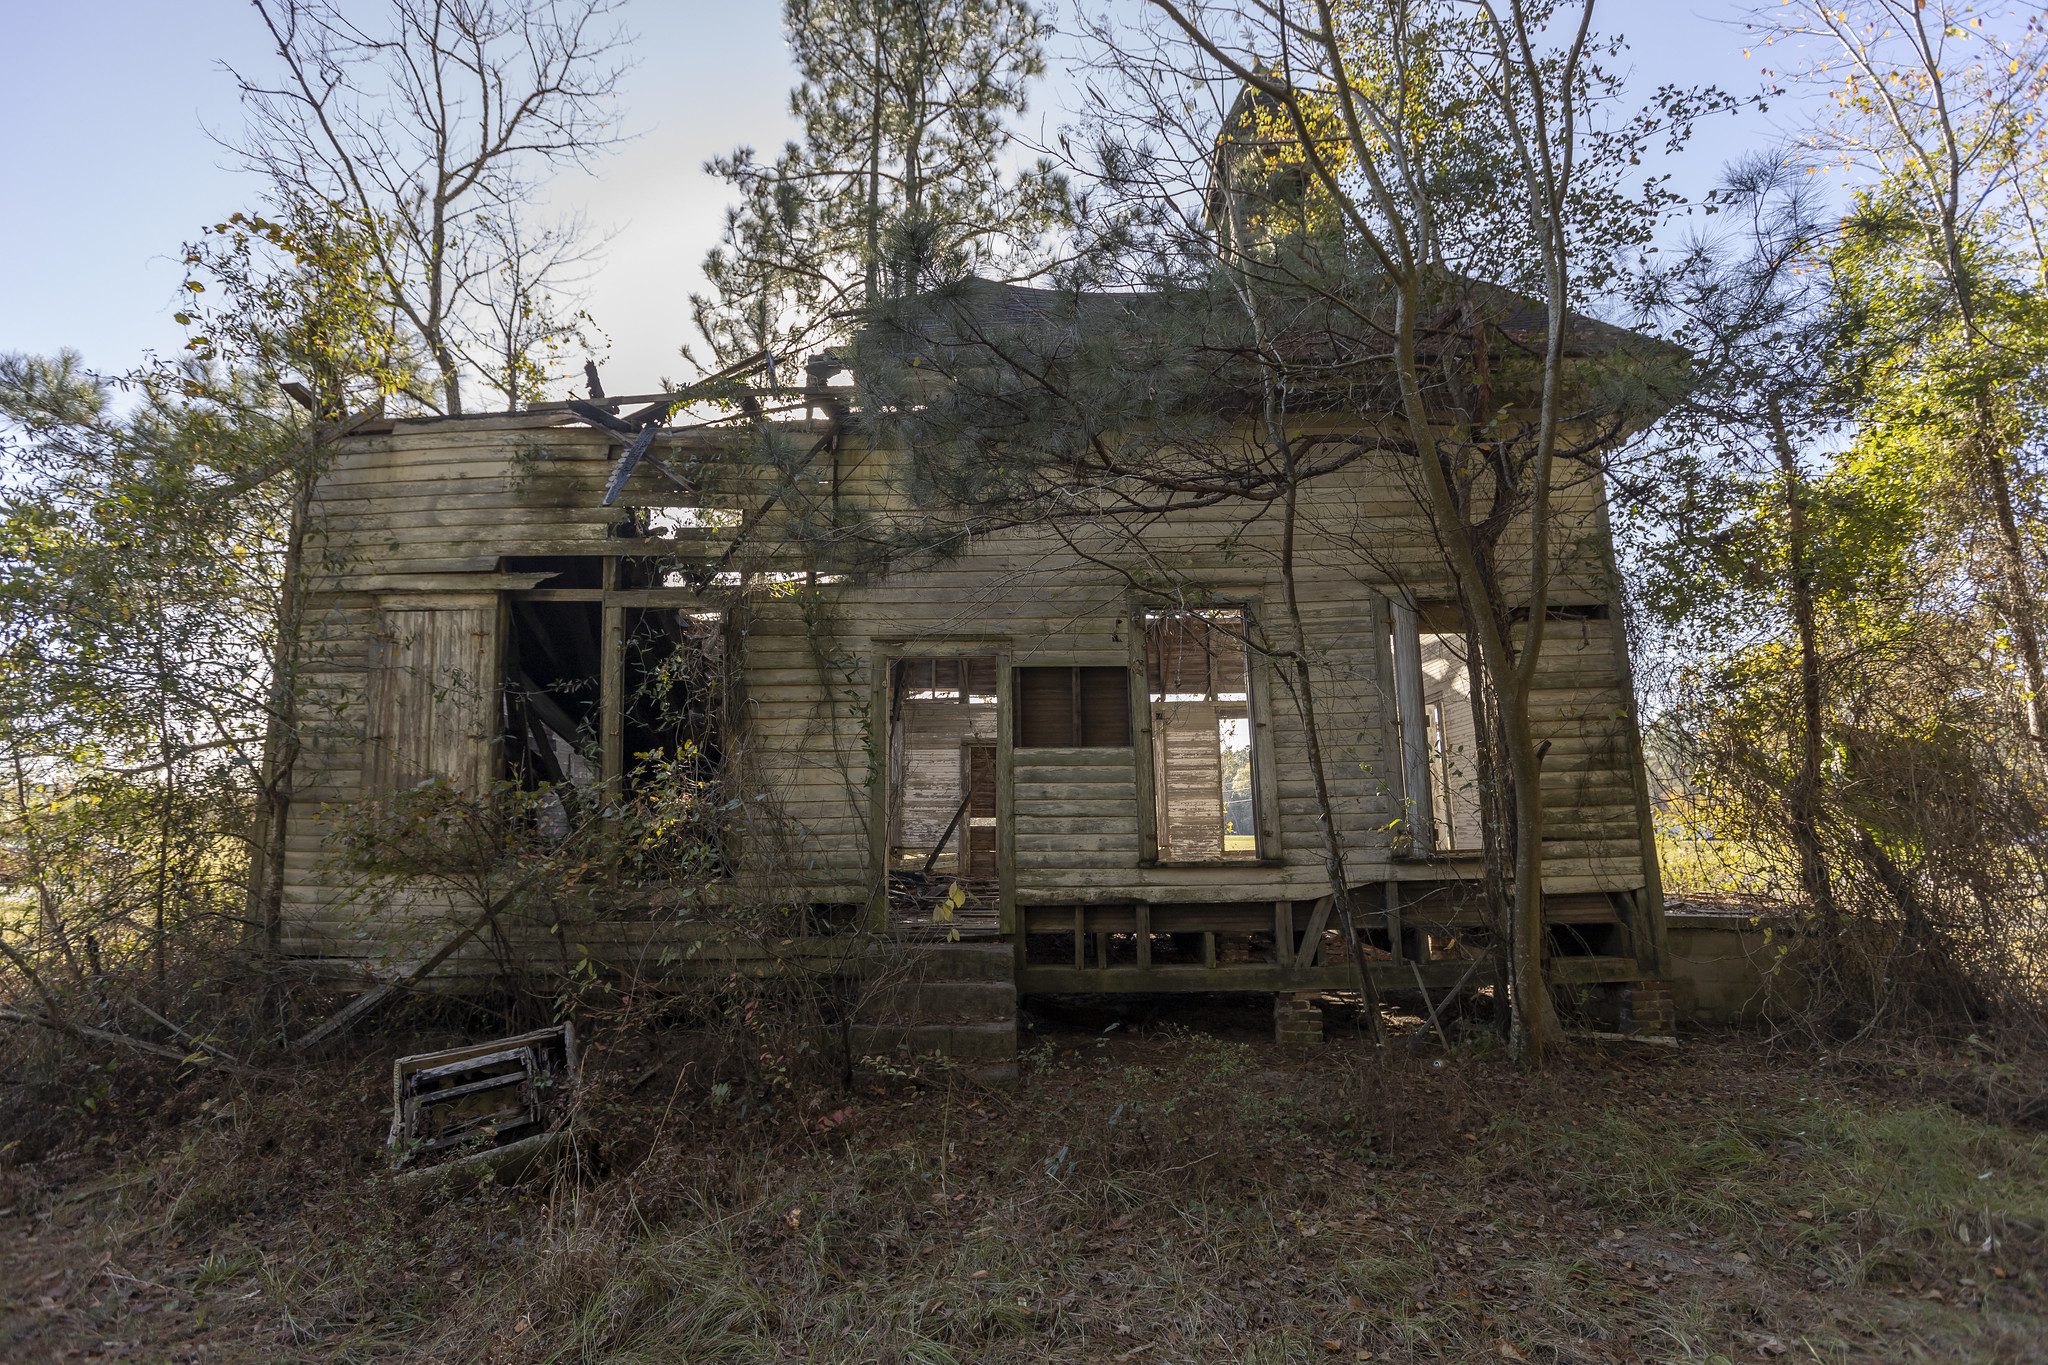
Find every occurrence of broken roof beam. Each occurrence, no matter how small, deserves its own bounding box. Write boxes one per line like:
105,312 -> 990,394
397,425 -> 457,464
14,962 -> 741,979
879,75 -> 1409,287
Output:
532,348 -> 784,415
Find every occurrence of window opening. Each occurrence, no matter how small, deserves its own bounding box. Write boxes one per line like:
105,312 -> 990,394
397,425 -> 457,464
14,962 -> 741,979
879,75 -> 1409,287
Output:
1426,700 -> 1450,849
1402,629 -> 1481,853
887,658 -> 1000,930
1145,609 -> 1258,860
504,587 -> 728,875
620,608 -> 725,797
1013,666 -> 1130,747
1392,613 -> 1490,859
505,600 -> 603,800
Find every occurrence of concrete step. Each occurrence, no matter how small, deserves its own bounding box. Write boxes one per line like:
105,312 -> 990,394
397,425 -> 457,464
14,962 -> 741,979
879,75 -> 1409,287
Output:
852,1020 -> 1018,1062
888,941 -> 1015,982
857,979 -> 1015,1025
856,941 -> 1018,1069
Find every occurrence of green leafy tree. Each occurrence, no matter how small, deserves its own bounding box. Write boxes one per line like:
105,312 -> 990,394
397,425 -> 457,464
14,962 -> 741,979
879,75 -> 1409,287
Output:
1628,152 -> 2048,1025
0,197 -> 413,1016
179,201 -> 420,954
1751,0 -> 2048,749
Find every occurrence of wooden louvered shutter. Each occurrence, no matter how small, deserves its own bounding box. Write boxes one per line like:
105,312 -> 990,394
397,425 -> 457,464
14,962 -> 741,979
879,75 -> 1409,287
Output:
1014,667 -> 1075,747
1078,667 -> 1130,746
1155,702 -> 1225,859
965,744 -> 997,876
367,606 -> 498,793
1015,667 -> 1131,747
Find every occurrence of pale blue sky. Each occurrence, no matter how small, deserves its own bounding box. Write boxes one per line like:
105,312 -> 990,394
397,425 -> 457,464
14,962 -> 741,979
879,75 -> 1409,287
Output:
0,1 -> 1785,398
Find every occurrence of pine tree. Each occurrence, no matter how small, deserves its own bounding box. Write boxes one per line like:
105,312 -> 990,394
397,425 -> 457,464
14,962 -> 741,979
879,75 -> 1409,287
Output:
691,0 -> 1067,368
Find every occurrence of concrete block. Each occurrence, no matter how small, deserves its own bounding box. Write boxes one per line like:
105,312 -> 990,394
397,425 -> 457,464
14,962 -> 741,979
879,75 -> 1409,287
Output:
857,979 -> 1016,1024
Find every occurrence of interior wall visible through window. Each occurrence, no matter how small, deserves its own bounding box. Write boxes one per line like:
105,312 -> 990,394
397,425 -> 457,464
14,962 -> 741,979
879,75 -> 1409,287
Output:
1145,610 -> 1258,861
1416,633 -> 1481,852
888,658 -> 1000,882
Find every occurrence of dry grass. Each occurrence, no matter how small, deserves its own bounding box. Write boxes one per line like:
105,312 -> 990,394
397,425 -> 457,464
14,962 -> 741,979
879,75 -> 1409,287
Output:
2,1009 -> 2045,1364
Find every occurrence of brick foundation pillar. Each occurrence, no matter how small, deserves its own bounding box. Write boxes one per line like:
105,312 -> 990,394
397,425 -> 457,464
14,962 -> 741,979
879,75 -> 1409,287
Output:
1274,992 -> 1324,1046
1620,979 -> 1675,1036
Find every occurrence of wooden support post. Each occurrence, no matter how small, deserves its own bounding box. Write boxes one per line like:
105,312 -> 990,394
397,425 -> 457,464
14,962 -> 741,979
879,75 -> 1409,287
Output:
1096,932 -> 1111,969
1385,880 -> 1404,965
1202,932 -> 1217,969
1295,895 -> 1335,970
1135,902 -> 1151,968
1073,906 -> 1085,969
1274,899 -> 1293,965
601,599 -> 626,798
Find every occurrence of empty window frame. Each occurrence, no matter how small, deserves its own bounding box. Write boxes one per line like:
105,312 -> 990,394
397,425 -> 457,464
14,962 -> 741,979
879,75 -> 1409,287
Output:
1145,609 -> 1260,861
888,658 -> 1000,881
501,556 -> 728,864
1418,638 -> 1481,851
1390,600 -> 1481,855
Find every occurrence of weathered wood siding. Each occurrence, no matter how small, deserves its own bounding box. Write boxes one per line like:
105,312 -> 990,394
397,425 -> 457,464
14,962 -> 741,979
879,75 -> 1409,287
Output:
275,413 -> 1653,957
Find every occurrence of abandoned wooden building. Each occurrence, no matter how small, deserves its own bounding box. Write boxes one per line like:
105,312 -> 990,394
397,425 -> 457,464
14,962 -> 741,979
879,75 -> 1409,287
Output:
264,281 -> 1673,1063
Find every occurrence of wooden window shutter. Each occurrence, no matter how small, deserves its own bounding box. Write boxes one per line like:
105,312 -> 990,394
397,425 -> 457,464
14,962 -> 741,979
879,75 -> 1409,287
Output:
367,606 -> 498,794
1156,701 -> 1226,859
1014,667 -> 1075,747
1078,667 -> 1130,746
1014,667 -> 1130,747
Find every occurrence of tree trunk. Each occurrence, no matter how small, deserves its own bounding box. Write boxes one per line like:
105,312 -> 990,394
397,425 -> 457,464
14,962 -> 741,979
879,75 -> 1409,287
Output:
1503,681 -> 1558,1061
1976,401 -> 2048,751
1767,397 -> 1839,950
1387,281 -> 1559,1064
1463,635 -> 1515,1037
152,629 -> 176,992
253,459 -> 317,957
1277,464 -> 1390,1052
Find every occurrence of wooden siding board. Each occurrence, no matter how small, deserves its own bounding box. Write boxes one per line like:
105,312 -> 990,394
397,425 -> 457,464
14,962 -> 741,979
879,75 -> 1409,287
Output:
281,421 -> 1653,961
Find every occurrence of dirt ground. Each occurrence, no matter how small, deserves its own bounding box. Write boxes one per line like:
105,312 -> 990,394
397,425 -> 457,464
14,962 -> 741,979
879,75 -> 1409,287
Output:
2,999 -> 2044,1364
